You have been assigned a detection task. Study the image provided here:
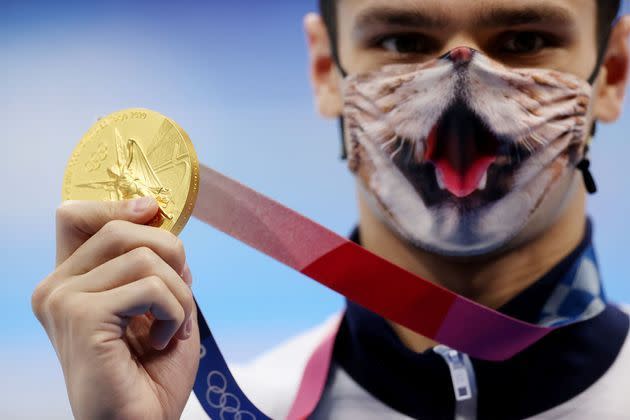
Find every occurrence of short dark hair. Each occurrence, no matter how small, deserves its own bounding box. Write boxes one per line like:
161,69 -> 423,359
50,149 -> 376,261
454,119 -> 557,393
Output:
597,0 -> 623,47
319,0 -> 621,58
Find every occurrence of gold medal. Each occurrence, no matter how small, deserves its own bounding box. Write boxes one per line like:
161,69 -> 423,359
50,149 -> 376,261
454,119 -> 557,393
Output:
63,108 -> 199,236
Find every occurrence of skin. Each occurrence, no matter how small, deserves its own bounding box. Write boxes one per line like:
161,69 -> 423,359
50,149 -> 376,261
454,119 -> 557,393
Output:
305,0 -> 630,351
32,197 -> 199,420
30,1 -> 629,419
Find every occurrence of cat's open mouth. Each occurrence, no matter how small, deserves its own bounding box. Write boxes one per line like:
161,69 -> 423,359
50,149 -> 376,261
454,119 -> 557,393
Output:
392,102 -> 531,207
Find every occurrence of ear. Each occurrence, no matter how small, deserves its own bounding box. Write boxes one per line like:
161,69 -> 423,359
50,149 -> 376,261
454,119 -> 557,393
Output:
304,13 -> 344,118
593,15 -> 630,123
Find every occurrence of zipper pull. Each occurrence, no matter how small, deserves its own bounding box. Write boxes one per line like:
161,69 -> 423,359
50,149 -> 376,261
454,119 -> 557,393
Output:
434,345 -> 478,420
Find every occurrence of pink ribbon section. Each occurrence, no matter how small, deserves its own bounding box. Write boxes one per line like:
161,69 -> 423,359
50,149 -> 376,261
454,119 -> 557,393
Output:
286,316 -> 343,420
193,164 -> 553,361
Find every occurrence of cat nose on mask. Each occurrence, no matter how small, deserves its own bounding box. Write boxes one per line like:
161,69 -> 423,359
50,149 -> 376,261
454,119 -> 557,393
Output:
442,46 -> 476,66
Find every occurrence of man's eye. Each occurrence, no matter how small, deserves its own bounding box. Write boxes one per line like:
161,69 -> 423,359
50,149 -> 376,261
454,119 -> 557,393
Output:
500,32 -> 547,54
379,34 -> 434,55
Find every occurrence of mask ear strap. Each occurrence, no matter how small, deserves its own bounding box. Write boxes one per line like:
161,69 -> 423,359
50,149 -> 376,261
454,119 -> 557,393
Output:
328,42 -> 349,160
338,116 -> 348,160
579,17 -> 618,194
577,125 -> 598,194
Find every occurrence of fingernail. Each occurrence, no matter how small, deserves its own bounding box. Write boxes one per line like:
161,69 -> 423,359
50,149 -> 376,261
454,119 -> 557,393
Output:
184,317 -> 193,337
60,200 -> 77,207
133,197 -> 153,213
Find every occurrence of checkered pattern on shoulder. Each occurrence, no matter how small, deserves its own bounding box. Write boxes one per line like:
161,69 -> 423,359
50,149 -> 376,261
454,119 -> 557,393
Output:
539,246 -> 606,327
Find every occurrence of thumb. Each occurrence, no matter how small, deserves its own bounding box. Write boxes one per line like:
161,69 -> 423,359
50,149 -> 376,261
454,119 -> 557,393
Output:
56,197 -> 159,265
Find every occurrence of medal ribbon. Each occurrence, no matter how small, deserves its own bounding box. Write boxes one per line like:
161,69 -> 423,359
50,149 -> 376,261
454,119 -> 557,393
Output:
191,164 -> 603,419
192,164 -> 553,360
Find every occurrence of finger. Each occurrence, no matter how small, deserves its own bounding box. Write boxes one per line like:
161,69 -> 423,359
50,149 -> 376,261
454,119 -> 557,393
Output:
56,197 -> 159,266
102,276 -> 186,350
57,219 -> 186,278
181,263 -> 193,288
175,263 -> 194,340
177,300 -> 198,342
66,247 -> 193,328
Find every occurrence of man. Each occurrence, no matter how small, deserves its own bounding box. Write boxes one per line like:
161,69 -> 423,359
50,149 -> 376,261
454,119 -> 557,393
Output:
32,0 -> 630,419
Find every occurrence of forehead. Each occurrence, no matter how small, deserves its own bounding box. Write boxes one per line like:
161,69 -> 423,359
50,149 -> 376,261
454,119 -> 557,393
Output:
338,0 -> 596,29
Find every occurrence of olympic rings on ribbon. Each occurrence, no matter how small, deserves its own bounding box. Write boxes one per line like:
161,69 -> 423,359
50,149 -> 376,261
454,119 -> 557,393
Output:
200,344 -> 207,359
206,370 -> 257,420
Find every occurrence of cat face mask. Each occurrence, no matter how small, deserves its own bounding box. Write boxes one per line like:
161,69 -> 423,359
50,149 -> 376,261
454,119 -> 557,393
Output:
342,47 -> 593,256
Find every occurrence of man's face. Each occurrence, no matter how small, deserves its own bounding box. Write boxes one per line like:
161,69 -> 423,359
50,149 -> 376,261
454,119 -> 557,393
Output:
306,0 -> 628,255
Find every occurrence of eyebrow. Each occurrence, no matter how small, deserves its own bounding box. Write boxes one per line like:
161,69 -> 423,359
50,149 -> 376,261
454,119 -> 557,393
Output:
352,4 -> 575,33
354,7 -> 451,31
475,5 -> 575,28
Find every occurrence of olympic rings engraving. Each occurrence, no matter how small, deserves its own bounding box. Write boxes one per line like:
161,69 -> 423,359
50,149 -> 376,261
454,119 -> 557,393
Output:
84,143 -> 108,172
206,370 -> 256,420
200,344 -> 207,359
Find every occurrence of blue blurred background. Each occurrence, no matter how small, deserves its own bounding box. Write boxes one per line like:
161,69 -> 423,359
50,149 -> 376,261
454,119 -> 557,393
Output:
1,1 -> 629,418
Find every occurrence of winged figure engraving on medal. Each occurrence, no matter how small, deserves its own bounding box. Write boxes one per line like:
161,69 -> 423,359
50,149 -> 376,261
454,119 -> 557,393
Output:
78,126 -> 178,220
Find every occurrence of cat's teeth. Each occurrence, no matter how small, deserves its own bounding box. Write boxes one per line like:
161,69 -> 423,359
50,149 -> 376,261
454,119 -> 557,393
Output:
435,168 -> 488,192
436,168 -> 446,190
478,171 -> 488,191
